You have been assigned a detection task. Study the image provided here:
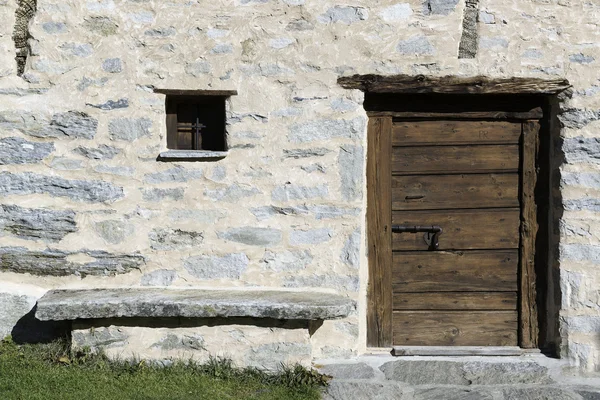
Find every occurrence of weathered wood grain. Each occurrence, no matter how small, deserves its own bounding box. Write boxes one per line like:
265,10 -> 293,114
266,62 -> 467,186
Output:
392,145 -> 519,174
392,250 -> 518,292
367,109 -> 544,120
392,120 -> 522,146
393,311 -> 518,346
520,121 -> 540,349
392,209 -> 520,251
393,292 -> 517,311
367,117 -> 393,347
392,174 -> 519,210
338,74 -> 571,95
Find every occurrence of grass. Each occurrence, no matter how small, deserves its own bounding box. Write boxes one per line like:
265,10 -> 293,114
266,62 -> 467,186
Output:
0,337 -> 327,400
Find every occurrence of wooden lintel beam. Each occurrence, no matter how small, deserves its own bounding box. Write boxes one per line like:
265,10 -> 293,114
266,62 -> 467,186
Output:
338,74 -> 571,95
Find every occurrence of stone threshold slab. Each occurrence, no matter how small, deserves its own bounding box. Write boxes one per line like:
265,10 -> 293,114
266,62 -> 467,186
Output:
392,346 -> 533,356
35,288 -> 355,321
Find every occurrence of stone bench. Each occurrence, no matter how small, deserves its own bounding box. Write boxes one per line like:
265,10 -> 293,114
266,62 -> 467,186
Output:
35,288 -> 355,321
35,288 -> 356,369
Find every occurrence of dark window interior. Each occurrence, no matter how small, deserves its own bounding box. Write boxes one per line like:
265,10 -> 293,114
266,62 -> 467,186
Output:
166,95 -> 227,151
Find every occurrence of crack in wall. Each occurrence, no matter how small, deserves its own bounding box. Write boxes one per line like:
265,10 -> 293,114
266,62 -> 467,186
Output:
458,0 -> 479,59
12,0 -> 37,76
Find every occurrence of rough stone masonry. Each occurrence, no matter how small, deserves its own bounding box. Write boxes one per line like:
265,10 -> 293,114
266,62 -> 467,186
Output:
0,0 -> 599,373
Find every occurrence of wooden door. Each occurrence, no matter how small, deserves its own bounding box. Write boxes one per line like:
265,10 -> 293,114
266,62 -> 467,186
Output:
367,117 -> 539,348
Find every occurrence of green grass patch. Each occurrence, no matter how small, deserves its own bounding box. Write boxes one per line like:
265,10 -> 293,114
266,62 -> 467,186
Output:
0,336 -> 327,400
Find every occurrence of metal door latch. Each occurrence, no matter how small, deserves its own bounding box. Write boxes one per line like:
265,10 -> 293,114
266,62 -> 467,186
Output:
391,225 -> 443,250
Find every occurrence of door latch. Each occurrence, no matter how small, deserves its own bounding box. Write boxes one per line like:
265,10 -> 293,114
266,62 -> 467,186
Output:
391,225 -> 443,250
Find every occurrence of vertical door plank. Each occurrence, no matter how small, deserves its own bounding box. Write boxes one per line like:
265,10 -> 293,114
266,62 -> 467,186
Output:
367,117 -> 393,347
520,121 -> 540,348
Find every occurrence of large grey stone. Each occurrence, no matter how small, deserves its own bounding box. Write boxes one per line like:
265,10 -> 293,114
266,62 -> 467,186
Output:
142,188 -> 184,202
561,172 -> 600,188
319,363 -> 375,379
2,111 -> 99,140
149,228 -> 204,250
260,250 -> 313,271
341,229 -> 361,268
0,172 -> 124,203
284,274 -> 359,292
204,184 -> 260,202
577,389 -> 600,400
564,198 -> 600,212
60,42 -> 93,57
282,148 -> 331,158
560,244 -> 600,263
502,388 -> 582,400
423,0 -> 460,15
309,205 -> 360,219
102,58 -> 122,73
218,227 -> 282,246
570,53 -> 595,64
246,342 -> 311,371
0,292 -> 37,339
184,253 -> 249,279
42,22 -> 67,34
0,204 -> 77,242
413,387 -> 495,400
83,16 -> 118,36
272,184 -> 328,201
41,111 -> 98,139
94,220 -> 134,244
563,137 -> 600,164
87,98 -> 129,110
290,228 -> 333,245
0,247 -> 144,277
0,137 -> 54,164
560,109 -> 600,129
463,362 -> 552,384
250,205 -> 310,220
324,382 -> 405,400
338,145 -> 364,201
35,287 -> 356,321
50,157 -> 83,171
140,269 -> 177,286
151,333 -> 205,351
561,315 -> 600,334
286,19 -> 314,31
317,6 -> 368,24
144,166 -> 203,183
288,118 -> 365,143
72,326 -> 128,349
108,118 -> 152,141
397,35 -> 435,55
380,360 -> 468,385
379,4 -> 413,22
185,60 -> 211,76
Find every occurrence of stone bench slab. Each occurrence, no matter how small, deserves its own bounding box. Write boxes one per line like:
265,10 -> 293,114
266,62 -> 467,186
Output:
35,288 -> 355,321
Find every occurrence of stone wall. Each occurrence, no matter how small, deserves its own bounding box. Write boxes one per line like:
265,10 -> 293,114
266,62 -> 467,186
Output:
0,0 -> 599,372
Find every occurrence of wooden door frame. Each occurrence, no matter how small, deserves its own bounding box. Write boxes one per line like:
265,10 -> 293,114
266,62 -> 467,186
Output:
340,74 -> 571,350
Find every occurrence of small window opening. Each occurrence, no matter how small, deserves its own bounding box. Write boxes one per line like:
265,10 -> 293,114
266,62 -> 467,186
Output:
155,90 -> 237,153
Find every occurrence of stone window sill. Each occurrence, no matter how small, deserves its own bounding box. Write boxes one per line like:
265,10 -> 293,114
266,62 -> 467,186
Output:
157,150 -> 228,162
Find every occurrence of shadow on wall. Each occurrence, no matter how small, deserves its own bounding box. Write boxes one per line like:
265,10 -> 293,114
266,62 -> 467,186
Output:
11,305 -> 70,344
